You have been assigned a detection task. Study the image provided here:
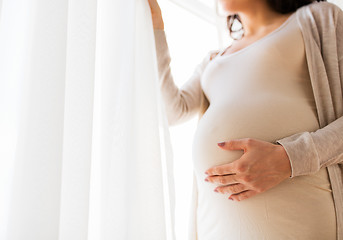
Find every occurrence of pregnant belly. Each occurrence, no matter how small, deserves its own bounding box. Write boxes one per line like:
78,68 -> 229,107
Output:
192,97 -> 319,175
191,99 -> 336,240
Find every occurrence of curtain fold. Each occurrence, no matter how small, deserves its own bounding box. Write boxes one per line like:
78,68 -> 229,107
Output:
0,0 -> 175,239
58,0 -> 97,239
0,0 -> 3,23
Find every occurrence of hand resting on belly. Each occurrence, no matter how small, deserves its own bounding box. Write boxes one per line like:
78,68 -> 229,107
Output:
204,138 -> 291,202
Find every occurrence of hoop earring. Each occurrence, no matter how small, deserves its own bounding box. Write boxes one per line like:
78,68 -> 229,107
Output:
227,14 -> 244,40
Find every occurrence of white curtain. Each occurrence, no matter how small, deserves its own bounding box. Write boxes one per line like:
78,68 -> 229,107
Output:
0,0 -> 175,239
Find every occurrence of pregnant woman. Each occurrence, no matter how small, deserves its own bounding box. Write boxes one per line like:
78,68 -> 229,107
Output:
149,0 -> 343,239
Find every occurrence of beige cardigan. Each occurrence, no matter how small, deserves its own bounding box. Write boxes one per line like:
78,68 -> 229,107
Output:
154,1 -> 343,239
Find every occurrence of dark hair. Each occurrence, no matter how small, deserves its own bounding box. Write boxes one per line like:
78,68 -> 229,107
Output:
227,0 -> 327,40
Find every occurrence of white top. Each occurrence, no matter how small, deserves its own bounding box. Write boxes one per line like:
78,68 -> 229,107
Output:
191,12 -> 336,240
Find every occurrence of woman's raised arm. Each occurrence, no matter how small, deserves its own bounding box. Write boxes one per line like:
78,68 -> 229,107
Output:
154,29 -> 218,126
149,0 -> 219,125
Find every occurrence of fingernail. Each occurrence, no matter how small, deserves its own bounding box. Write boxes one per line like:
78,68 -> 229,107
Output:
229,197 -> 234,201
204,171 -> 208,175
214,189 -> 218,192
204,178 -> 209,182
217,142 -> 225,147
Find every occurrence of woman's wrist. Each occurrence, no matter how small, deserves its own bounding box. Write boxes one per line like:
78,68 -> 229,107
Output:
275,144 -> 292,178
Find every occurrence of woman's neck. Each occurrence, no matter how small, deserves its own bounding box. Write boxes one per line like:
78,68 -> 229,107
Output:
237,4 -> 292,38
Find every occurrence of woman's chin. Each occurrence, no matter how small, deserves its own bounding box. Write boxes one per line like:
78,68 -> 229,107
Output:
218,4 -> 236,16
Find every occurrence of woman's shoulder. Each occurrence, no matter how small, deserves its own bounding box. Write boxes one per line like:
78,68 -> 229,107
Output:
297,1 -> 342,20
295,1 -> 342,34
308,1 -> 341,11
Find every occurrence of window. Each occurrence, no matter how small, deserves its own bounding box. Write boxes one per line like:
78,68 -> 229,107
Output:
157,0 -> 222,238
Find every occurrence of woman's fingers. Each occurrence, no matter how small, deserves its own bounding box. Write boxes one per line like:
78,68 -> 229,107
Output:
205,174 -> 239,185
147,0 -> 161,14
230,190 -> 259,201
213,183 -> 259,202
214,183 -> 247,195
147,0 -> 164,29
211,181 -> 259,202
205,162 -> 237,176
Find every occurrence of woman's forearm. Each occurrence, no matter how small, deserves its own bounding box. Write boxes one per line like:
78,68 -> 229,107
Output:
154,29 -> 208,126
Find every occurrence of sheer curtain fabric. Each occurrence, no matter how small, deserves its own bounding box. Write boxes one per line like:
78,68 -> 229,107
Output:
0,0 -> 175,239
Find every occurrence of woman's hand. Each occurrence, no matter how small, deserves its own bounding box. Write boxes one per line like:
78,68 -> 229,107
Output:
147,0 -> 164,30
204,138 -> 292,201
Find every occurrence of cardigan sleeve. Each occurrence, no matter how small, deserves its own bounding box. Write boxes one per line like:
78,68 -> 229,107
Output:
276,118 -> 343,178
153,29 -> 217,126
275,7 -> 343,178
